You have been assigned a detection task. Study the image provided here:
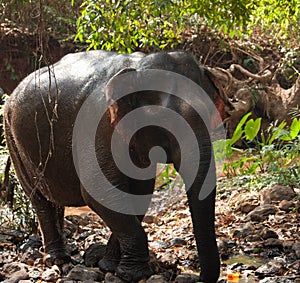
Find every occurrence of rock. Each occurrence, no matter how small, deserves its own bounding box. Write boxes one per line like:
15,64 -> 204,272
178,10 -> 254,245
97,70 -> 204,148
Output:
27,268 -> 41,279
260,228 -> 279,239
64,219 -> 78,236
296,200 -> 300,213
143,215 -> 158,224
66,264 -> 104,281
259,277 -> 294,283
236,194 -> 260,213
146,274 -> 168,282
84,242 -> 106,267
2,262 -> 29,275
261,185 -> 296,203
233,222 -> 255,238
84,234 -> 107,250
65,215 -> 90,226
57,279 -> 78,283
255,262 -> 280,277
19,235 -> 42,252
292,242 -> 300,259
18,281 -> 32,283
227,262 -> 243,270
239,201 -> 259,213
263,238 -> 283,249
66,241 -> 78,256
149,240 -> 169,249
20,247 -> 43,265
3,270 -> 29,283
170,238 -> 187,247
104,272 -> 127,282
60,263 -> 75,276
279,200 -> 294,211
41,265 -> 61,281
174,273 -> 199,283
246,204 -> 277,222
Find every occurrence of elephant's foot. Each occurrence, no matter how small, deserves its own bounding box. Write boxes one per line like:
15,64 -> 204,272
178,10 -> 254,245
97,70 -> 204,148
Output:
116,261 -> 153,282
44,250 -> 71,267
98,258 -> 119,273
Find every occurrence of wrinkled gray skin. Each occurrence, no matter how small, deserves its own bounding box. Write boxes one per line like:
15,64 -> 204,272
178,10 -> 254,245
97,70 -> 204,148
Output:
4,51 -> 224,283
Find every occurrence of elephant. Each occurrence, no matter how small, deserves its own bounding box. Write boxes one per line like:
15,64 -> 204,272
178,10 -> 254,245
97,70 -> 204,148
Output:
4,50 -> 229,283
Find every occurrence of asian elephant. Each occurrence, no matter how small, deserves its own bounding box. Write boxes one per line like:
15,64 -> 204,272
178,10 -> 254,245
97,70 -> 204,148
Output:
4,50 -> 229,283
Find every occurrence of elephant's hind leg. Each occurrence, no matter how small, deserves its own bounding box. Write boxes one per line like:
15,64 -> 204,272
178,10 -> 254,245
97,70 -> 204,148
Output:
30,191 -> 70,266
4,122 -> 70,266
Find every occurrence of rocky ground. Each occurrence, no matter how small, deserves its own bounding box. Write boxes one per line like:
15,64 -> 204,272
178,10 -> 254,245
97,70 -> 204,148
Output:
0,178 -> 299,283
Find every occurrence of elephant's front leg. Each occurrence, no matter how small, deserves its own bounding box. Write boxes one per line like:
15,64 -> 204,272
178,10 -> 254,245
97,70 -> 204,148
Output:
82,178 -> 154,282
98,214 -> 145,273
187,182 -> 220,283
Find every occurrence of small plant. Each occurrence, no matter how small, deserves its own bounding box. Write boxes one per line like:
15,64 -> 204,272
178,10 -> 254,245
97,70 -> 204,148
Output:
214,111 -> 300,187
155,164 -> 178,189
0,94 -> 37,234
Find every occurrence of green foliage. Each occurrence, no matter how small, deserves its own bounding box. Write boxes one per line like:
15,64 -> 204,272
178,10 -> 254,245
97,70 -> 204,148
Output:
214,112 -> 300,187
75,0 -> 299,52
189,0 -> 254,37
75,0 -> 187,52
156,164 -> 179,189
0,95 -> 36,233
1,0 -> 81,39
250,0 -> 300,37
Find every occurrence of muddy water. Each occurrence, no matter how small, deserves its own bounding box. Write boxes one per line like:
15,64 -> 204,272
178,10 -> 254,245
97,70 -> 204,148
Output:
225,255 -> 266,267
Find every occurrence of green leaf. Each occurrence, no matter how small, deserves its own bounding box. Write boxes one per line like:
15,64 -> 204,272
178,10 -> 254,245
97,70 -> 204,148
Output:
289,118 -> 300,139
244,118 -> 262,141
230,112 -> 252,145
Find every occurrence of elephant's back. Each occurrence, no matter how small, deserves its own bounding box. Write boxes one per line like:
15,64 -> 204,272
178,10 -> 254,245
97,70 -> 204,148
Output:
4,50 -> 145,206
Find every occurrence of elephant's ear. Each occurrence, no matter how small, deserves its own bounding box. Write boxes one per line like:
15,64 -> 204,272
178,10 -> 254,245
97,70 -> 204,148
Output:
105,68 -> 136,126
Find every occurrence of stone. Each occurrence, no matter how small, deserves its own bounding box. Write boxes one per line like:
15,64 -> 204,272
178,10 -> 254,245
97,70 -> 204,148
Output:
20,248 -> 43,265
233,222 -> 255,238
65,214 -> 90,226
259,277 -> 294,283
27,268 -> 41,280
279,200 -> 294,211
61,263 -> 75,276
174,273 -> 199,283
19,235 -> 42,252
263,238 -> 283,249
260,185 -> 296,203
170,238 -> 187,247
57,279 -> 78,283
64,219 -> 78,235
66,264 -> 104,281
84,234 -> 107,250
143,215 -> 158,224
239,201 -> 259,213
255,262 -> 279,277
236,194 -> 260,213
146,274 -> 168,282
104,272 -> 127,282
84,242 -> 106,267
261,228 -> 279,239
246,204 -> 277,222
292,242 -> 300,259
2,262 -> 29,275
41,265 -> 61,281
3,270 -> 29,283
